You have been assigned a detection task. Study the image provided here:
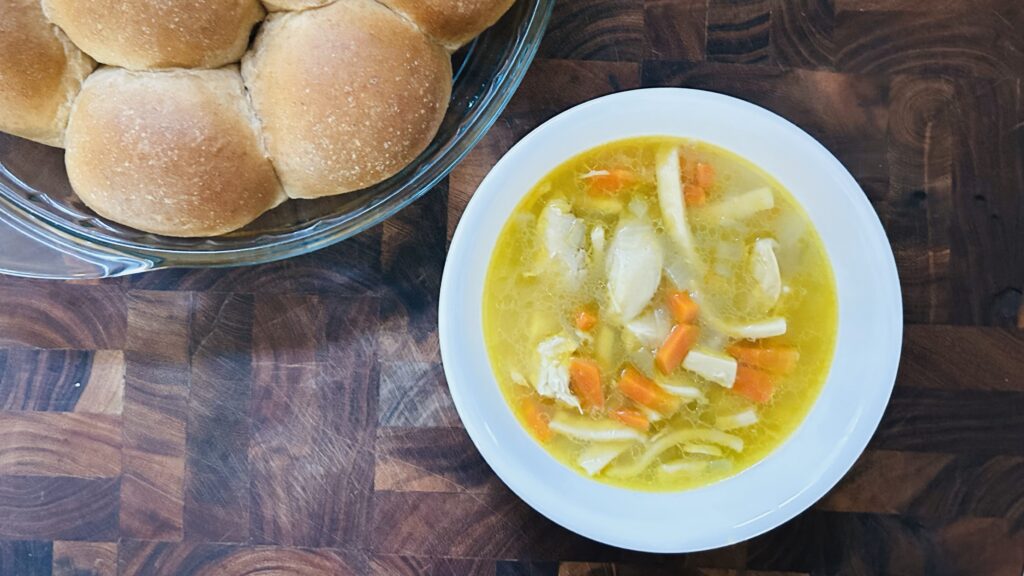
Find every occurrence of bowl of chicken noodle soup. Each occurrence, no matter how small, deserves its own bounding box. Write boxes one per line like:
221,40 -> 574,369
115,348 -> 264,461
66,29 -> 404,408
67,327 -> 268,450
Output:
440,88 -> 902,552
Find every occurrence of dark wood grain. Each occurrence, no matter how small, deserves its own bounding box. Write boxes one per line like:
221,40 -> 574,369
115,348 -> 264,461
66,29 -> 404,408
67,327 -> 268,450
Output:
0,349 -> 123,413
249,294 -> 378,548
0,285 -> 126,349
120,292 -> 191,541
0,477 -> 119,540
52,541 -> 117,576
948,77 -> 1024,326
506,60 -> 642,121
643,0 -> 706,62
118,540 -> 367,576
539,0 -> 644,62
378,362 -> 458,428
0,540 -> 51,576
707,0 -> 772,65
834,6 -> 1024,78
378,187 -> 446,365
371,555 -> 496,576
1,1 -> 1023,574
771,0 -> 833,69
0,412 -> 121,477
875,386 -> 1024,456
374,427 -> 502,493
183,293 -> 253,543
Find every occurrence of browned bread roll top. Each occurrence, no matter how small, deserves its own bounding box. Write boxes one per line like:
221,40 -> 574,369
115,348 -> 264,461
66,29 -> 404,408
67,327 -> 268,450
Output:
379,0 -> 517,50
64,67 -> 285,237
41,0 -> 266,70
243,0 -> 453,199
0,0 -> 96,147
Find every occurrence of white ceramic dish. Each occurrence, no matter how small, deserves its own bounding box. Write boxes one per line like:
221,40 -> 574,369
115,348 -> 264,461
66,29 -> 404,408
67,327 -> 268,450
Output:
439,88 -> 902,553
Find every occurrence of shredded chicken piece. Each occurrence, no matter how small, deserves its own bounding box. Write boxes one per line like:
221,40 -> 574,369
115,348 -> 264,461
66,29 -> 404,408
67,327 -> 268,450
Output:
750,238 -> 782,306
533,334 -> 581,410
625,306 -> 672,349
606,217 -> 663,322
537,202 -> 587,290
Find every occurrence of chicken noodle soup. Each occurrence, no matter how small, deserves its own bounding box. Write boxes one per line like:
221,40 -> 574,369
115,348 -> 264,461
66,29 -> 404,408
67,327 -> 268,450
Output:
483,137 -> 838,491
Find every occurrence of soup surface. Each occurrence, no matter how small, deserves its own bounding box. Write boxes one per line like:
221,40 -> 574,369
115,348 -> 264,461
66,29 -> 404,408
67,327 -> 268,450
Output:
482,137 -> 838,491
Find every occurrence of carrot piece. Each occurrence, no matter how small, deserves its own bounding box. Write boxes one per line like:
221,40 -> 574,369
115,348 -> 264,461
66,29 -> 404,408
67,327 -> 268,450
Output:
695,162 -> 716,189
585,168 -> 635,196
521,397 -> 553,442
569,358 -> 605,410
732,365 -> 775,404
666,291 -> 700,324
574,307 -> 598,331
684,183 -> 707,206
618,366 -> 680,415
611,408 -> 650,431
727,345 -> 800,375
655,324 -> 700,374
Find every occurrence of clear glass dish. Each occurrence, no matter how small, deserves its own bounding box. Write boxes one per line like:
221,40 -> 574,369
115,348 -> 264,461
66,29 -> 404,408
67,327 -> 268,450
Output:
0,0 -> 553,279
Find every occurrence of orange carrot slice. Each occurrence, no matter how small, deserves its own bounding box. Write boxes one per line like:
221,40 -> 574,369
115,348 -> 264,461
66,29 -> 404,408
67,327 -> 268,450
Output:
618,366 -> 680,415
666,291 -> 699,324
611,408 -> 650,431
584,168 -> 635,196
695,162 -> 716,189
521,397 -> 553,442
574,307 -> 598,331
727,345 -> 800,375
569,358 -> 605,410
655,324 -> 699,374
732,365 -> 775,404
683,183 -> 707,206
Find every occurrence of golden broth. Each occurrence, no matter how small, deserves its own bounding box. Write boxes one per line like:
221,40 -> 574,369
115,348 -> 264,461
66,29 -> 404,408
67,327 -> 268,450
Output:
483,136 -> 838,491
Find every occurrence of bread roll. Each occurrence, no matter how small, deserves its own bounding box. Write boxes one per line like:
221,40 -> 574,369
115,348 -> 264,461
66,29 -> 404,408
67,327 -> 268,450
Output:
260,0 -> 333,11
243,0 -> 452,199
378,0 -> 515,50
65,67 -> 285,237
0,0 -> 96,147
41,0 -> 265,70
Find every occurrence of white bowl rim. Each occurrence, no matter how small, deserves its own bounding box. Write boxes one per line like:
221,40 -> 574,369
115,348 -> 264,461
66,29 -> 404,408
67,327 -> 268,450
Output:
439,87 -> 902,553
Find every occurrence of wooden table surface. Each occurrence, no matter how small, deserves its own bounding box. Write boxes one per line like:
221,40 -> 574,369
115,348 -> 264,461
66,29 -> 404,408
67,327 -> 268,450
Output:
2,1 -> 1023,575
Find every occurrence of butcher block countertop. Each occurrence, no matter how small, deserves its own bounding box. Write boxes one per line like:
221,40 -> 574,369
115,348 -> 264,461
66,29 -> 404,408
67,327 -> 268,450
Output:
1,1 -> 1023,574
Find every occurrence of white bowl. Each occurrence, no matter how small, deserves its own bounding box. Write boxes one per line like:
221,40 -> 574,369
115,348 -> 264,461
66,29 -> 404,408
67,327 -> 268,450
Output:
439,88 -> 902,553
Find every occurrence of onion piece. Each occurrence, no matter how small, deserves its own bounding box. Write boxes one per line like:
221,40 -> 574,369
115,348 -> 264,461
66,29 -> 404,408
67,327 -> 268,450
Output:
625,307 -> 673,350
659,460 -> 707,475
701,187 -> 775,223
606,428 -> 744,477
682,348 -> 739,388
716,408 -> 759,431
656,146 -> 704,271
730,317 -> 787,339
750,238 -> 782,306
549,412 -> 647,443
577,441 -> 635,476
683,443 -> 723,457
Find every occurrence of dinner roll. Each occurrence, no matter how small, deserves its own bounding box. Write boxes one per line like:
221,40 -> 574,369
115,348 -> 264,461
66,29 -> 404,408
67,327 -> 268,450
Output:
65,67 -> 285,237
378,0 -> 515,50
0,0 -> 95,147
41,0 -> 265,70
260,0 -> 333,11
243,0 -> 452,199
